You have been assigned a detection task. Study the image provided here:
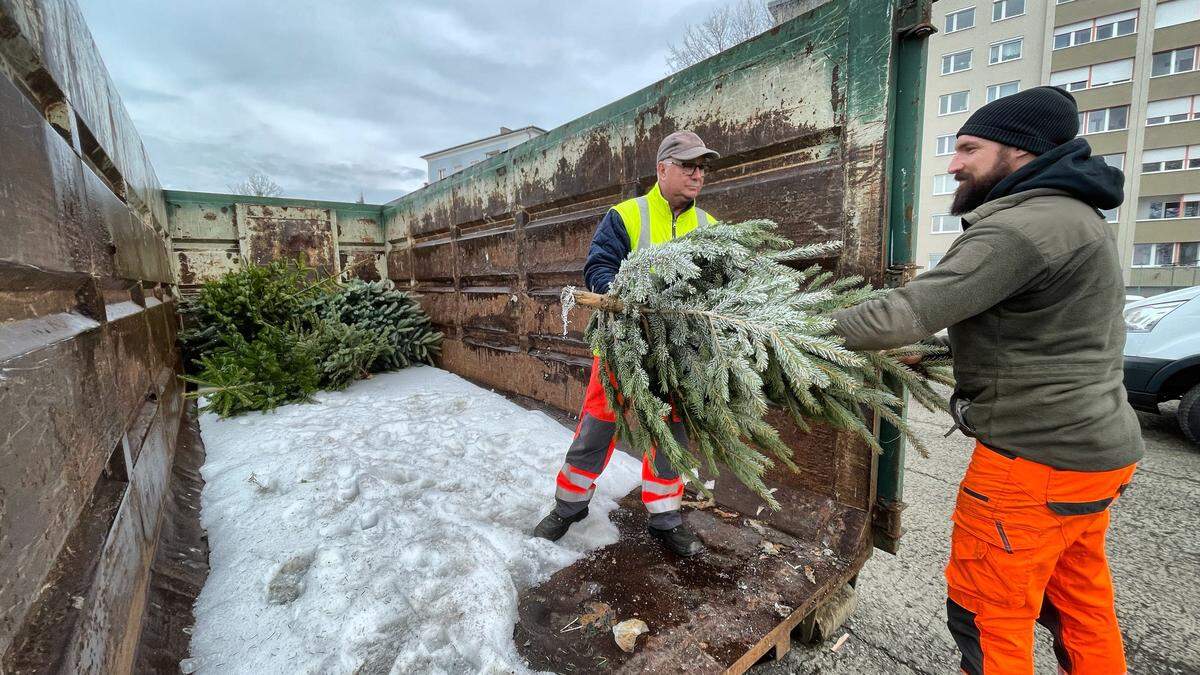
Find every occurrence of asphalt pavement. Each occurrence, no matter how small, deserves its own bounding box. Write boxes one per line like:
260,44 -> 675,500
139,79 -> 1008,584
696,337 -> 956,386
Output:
758,400 -> 1200,675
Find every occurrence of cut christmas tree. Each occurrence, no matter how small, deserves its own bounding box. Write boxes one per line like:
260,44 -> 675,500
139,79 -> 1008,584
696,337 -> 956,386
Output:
562,219 -> 952,509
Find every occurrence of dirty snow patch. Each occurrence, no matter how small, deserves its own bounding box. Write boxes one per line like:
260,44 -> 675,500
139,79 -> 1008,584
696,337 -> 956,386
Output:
186,366 -> 638,674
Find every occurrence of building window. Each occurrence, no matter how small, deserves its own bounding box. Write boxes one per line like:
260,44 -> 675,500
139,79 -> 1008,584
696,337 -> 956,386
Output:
992,0 -> 1024,21
1053,11 -> 1137,49
1146,196 -> 1200,220
932,214 -> 963,233
1181,242 -> 1200,266
437,168 -> 445,180
987,81 -> 1020,102
1056,0 -> 1075,4
1101,207 -> 1119,223
1146,95 -> 1199,124
1079,105 -> 1129,134
936,134 -> 956,156
1151,46 -> 1198,77
942,49 -> 973,75
1051,59 -> 1133,91
945,7 -> 976,32
1131,243 -> 1199,266
1155,0 -> 1200,29
1132,243 -> 1178,266
1052,66 -> 1089,92
1141,146 -> 1198,173
940,90 -> 971,115
933,174 -> 957,195
929,253 -> 945,269
989,38 -> 1023,64
1100,153 -> 1125,170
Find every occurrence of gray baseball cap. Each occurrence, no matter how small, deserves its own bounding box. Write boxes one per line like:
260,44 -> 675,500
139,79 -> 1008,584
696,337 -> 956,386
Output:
656,131 -> 720,163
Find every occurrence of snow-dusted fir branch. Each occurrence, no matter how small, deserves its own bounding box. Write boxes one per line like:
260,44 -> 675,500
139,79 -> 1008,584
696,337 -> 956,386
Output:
569,219 -> 953,509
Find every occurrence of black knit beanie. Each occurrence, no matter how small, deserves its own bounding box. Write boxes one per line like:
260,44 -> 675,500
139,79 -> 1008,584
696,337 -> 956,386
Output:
957,86 -> 1079,155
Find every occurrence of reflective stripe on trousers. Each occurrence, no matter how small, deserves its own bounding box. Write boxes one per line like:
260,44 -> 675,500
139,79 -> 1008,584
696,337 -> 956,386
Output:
945,442 -> 1135,675
553,356 -> 685,529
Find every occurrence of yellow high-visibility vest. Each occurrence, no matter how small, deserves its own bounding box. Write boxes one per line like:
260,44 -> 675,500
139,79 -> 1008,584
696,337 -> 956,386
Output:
611,183 -> 715,252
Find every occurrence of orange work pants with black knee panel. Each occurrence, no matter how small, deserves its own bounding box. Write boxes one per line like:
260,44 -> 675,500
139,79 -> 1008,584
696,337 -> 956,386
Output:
945,442 -> 1135,675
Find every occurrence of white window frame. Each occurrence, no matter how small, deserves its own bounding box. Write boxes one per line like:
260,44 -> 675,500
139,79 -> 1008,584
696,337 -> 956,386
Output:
1150,46 -> 1198,78
932,214 -> 963,234
1146,95 -> 1199,125
1053,11 -> 1138,50
933,174 -> 957,195
928,253 -> 945,269
989,37 -> 1023,64
1155,0 -> 1200,29
936,134 -> 957,156
1050,66 -> 1089,92
992,0 -> 1025,22
986,80 -> 1020,102
1089,59 -> 1135,88
1180,241 -> 1200,266
1079,106 -> 1129,135
1144,196 -> 1200,221
942,49 -> 974,75
1132,243 -> 1178,267
1141,147 -> 1192,173
939,90 -> 971,115
945,6 -> 977,33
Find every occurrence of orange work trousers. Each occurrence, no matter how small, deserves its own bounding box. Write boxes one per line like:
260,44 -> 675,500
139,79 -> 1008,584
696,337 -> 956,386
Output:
945,442 -> 1135,675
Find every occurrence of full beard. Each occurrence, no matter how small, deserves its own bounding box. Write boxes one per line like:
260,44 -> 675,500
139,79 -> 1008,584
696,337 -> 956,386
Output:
950,164 -> 1010,216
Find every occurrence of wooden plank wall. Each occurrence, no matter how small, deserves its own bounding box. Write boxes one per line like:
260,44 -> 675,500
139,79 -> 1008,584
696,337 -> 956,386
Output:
0,1 -> 185,671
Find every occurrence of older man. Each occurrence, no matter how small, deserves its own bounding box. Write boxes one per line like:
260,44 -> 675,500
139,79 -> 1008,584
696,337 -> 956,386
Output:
833,87 -> 1142,674
532,131 -> 719,557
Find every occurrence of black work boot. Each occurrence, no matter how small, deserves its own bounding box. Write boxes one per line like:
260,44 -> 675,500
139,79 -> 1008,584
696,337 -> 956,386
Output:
649,523 -> 706,557
533,508 -> 589,541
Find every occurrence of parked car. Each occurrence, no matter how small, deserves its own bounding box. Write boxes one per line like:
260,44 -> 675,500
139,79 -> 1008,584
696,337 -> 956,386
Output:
1125,294 -> 1144,306
1123,286 -> 1200,445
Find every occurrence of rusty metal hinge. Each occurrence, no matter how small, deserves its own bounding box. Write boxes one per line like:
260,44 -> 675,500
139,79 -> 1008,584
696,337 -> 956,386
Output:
884,263 -> 921,288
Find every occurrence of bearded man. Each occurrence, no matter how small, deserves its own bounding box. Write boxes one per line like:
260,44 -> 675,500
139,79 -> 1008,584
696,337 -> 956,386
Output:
832,86 -> 1143,674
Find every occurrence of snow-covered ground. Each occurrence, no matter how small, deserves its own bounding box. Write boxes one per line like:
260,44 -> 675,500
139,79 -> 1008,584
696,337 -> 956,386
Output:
185,366 -> 640,674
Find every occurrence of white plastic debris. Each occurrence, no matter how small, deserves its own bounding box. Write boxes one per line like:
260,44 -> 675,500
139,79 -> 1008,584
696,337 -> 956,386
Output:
612,618 -> 649,653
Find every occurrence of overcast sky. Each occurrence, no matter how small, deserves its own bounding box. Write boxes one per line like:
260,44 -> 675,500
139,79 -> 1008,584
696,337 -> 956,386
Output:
78,1 -> 722,204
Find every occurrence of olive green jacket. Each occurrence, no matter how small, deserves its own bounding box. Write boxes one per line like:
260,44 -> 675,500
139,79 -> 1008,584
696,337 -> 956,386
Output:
834,188 -> 1143,471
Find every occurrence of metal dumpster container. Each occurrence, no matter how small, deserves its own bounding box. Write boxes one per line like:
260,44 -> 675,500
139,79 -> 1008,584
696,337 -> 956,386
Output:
378,0 -> 932,669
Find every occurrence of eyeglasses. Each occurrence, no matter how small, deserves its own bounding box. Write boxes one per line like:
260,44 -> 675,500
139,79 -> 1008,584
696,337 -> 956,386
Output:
664,159 -> 710,176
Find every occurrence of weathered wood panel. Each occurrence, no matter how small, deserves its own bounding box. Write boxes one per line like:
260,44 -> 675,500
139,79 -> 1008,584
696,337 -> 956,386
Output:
0,1 -> 183,669
165,192 -> 389,289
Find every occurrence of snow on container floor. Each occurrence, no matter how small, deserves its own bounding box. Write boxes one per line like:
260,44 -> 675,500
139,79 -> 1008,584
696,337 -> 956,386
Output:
185,366 -> 639,674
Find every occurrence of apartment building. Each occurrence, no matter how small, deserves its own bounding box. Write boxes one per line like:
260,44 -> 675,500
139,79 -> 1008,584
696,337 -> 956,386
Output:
916,0 -> 1200,295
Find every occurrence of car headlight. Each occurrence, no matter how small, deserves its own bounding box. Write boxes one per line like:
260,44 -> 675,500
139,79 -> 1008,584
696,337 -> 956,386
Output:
1124,300 -> 1186,332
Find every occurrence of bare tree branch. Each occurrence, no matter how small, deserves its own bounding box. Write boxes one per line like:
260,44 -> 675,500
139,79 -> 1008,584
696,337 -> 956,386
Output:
666,0 -> 774,73
228,171 -> 283,197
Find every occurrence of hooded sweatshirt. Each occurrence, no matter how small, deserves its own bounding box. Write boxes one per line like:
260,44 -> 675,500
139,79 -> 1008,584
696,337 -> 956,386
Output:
833,138 -> 1143,471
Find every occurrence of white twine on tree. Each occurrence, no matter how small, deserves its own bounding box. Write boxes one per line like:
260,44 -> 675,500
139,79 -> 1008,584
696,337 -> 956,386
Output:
559,286 -> 577,336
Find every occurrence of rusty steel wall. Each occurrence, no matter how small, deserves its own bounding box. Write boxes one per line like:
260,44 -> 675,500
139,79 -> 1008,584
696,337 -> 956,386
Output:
383,0 -> 904,525
166,190 -> 388,293
0,0 -> 184,671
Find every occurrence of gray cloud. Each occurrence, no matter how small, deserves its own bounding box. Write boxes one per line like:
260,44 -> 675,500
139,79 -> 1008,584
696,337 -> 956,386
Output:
79,0 -> 723,204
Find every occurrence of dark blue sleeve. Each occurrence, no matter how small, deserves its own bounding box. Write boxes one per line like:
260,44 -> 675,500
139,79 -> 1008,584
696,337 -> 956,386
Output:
583,209 -> 630,294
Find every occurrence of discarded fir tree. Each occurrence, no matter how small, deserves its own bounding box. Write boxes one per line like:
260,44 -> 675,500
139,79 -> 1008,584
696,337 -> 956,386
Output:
562,219 -> 953,508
